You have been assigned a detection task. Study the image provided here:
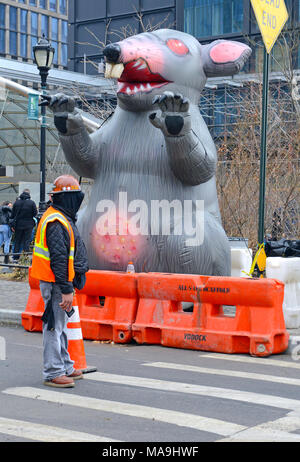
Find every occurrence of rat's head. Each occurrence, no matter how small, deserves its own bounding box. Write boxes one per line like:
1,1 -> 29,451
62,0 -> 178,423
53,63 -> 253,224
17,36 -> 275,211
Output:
103,29 -> 251,111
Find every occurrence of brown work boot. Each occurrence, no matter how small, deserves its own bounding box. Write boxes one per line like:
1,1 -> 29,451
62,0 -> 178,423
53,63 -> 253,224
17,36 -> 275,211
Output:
67,369 -> 83,380
44,375 -> 75,388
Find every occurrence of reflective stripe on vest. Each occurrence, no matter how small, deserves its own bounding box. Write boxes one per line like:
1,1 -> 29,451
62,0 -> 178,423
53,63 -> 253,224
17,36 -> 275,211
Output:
31,207 -> 75,282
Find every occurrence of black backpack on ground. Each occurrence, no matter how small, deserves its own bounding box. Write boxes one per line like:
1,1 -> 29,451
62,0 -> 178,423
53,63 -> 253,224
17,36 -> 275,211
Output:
265,239 -> 300,258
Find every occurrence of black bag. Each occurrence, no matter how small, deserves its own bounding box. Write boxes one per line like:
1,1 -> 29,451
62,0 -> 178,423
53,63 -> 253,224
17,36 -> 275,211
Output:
265,239 -> 300,258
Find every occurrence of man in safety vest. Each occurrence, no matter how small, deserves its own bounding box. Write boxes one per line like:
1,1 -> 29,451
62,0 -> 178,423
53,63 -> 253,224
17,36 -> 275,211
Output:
31,174 -> 89,388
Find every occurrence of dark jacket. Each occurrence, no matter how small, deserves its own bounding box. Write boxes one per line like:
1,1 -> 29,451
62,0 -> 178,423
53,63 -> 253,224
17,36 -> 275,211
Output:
0,206 -> 12,225
45,205 -> 89,294
11,192 -> 37,229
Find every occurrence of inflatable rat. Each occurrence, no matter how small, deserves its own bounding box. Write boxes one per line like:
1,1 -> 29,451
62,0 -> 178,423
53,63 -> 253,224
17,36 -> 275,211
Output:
45,29 -> 251,275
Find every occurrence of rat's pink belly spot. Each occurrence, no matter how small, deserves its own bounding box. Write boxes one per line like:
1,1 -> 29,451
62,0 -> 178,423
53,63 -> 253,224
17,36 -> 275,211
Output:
91,212 -> 147,265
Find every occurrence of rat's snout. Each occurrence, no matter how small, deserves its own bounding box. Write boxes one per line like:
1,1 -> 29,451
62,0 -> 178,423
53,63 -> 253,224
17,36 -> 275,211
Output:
103,43 -> 124,79
103,43 -> 121,63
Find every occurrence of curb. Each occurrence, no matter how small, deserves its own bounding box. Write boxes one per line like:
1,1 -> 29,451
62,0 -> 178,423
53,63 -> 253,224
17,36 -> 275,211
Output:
0,309 -> 24,326
0,308 -> 299,357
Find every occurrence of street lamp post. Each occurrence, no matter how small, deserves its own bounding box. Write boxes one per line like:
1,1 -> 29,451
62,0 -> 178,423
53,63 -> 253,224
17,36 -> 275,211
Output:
33,34 -> 54,217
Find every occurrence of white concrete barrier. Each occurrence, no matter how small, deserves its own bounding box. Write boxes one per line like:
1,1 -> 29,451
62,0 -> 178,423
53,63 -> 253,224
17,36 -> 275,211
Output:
266,257 -> 300,329
231,248 -> 252,278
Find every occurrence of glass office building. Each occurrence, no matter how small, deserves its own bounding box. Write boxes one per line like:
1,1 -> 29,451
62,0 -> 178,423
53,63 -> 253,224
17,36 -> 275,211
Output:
0,0 -> 69,68
183,0 -> 299,73
68,0 -> 300,74
68,0 -> 179,73
184,0 -> 244,38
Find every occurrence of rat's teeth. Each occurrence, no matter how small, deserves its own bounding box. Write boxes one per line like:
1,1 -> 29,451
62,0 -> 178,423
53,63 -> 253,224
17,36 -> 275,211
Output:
105,62 -> 124,79
105,62 -> 113,79
110,63 -> 124,79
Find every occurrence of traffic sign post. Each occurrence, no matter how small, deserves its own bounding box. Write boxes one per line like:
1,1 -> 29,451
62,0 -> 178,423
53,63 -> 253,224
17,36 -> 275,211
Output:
258,48 -> 269,246
250,0 -> 288,247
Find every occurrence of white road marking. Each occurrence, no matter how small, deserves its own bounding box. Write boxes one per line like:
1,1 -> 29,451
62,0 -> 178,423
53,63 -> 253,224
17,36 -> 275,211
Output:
0,336 -> 5,360
2,387 -> 246,437
142,361 -> 300,386
218,411 -> 300,442
200,353 -> 300,369
83,372 -> 300,412
0,416 -> 120,442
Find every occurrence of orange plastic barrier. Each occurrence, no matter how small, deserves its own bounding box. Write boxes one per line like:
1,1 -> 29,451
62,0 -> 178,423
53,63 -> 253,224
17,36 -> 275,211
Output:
21,267 -> 44,332
132,273 -> 289,356
76,270 -> 138,343
22,269 -> 289,356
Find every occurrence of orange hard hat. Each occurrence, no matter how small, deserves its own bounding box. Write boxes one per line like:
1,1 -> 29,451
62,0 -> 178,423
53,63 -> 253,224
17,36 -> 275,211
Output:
50,175 -> 81,194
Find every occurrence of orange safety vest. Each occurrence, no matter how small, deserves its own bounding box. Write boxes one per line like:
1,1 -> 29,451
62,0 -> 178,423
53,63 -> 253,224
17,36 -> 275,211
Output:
31,206 -> 75,282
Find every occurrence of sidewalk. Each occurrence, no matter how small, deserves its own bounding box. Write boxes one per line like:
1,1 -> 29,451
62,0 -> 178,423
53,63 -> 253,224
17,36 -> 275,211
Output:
0,278 -> 30,325
0,277 -> 299,356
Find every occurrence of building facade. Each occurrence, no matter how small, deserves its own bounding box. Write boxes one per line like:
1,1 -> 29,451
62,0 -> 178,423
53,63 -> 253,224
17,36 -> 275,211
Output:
68,0 -> 182,74
0,0 -> 69,68
68,0 -> 300,75
184,0 -> 300,74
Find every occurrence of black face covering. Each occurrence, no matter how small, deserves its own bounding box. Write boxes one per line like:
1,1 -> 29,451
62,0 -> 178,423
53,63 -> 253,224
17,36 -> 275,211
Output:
52,191 -> 85,220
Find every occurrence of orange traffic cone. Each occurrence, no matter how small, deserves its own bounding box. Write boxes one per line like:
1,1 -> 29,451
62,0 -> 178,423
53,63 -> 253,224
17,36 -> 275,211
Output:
66,294 -> 97,374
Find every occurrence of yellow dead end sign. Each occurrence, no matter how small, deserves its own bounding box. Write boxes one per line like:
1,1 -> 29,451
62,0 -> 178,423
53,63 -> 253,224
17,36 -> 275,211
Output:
250,0 -> 289,54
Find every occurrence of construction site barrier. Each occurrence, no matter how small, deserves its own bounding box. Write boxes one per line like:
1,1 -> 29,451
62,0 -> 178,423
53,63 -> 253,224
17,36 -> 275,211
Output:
266,257 -> 300,329
231,248 -> 252,277
132,273 -> 289,356
22,268 -> 289,356
76,270 -> 138,343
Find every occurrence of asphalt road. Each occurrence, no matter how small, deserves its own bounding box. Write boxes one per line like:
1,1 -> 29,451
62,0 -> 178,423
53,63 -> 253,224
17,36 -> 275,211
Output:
1,324 -> 300,445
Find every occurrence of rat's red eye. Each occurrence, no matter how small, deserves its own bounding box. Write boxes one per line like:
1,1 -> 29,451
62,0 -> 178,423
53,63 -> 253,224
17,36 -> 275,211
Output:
166,39 -> 189,56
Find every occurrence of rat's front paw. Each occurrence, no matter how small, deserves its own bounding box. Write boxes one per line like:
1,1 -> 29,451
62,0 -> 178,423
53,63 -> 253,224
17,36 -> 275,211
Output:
149,91 -> 191,137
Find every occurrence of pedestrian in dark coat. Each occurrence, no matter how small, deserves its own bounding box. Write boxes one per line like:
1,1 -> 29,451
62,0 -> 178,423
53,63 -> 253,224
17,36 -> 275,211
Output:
0,201 -> 13,263
10,189 -> 37,261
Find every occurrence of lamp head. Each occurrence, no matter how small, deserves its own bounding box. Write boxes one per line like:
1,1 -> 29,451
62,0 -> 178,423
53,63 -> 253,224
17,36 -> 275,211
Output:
33,34 -> 55,71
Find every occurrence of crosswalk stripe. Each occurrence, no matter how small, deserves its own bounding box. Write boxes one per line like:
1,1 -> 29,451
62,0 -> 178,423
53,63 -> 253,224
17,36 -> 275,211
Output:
83,372 -> 300,412
218,411 -> 300,442
0,416 -> 120,442
2,387 -> 246,437
200,353 -> 300,369
142,361 -> 300,386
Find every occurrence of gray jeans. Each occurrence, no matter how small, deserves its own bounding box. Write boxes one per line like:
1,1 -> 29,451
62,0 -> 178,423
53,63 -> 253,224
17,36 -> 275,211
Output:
40,281 -> 74,381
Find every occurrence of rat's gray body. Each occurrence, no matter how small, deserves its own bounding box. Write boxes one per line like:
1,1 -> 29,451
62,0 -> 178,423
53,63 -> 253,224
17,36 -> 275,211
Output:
49,29 -> 251,275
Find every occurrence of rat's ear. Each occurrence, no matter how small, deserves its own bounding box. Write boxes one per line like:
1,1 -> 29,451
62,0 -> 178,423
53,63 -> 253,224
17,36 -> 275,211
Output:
202,40 -> 252,77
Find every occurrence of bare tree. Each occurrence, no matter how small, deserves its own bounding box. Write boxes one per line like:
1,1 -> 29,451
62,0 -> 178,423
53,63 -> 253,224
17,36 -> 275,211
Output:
215,78 -> 300,249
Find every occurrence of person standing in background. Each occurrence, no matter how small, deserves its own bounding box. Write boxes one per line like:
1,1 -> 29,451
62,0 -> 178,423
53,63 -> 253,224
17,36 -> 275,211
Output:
0,201 -> 13,264
10,189 -> 37,261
